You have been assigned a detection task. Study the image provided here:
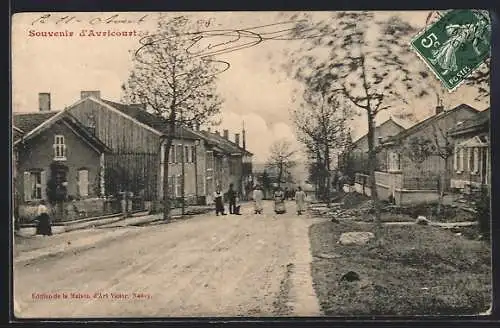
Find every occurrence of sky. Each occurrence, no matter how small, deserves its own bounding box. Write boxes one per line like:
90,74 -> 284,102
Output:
12,11 -> 490,183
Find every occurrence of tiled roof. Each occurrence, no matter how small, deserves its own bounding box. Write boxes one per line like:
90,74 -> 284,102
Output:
102,99 -> 201,140
385,103 -> 480,143
12,110 -> 111,152
448,108 -> 490,135
199,130 -> 253,156
13,111 -> 59,135
352,117 -> 407,145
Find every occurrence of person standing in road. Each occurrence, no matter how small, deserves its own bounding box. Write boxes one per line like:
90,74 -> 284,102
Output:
214,186 -> 226,216
252,185 -> 264,214
35,200 -> 52,236
295,186 -> 307,215
227,183 -> 237,214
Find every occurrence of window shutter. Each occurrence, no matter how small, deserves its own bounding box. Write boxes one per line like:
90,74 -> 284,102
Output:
23,172 -> 31,201
40,170 -> 47,200
79,170 -> 89,197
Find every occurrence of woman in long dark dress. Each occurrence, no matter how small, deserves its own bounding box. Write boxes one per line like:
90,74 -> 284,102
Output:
35,200 -> 52,236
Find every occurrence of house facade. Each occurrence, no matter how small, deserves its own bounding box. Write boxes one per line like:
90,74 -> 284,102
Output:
448,108 -> 490,192
369,104 -> 480,205
14,90 -> 254,213
342,117 -> 407,175
13,101 -> 110,221
199,128 -> 254,204
66,90 -> 253,207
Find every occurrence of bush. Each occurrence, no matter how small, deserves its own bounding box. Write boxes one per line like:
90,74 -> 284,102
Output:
474,186 -> 490,239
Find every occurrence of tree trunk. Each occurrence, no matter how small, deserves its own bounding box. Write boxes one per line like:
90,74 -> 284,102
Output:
437,161 -> 448,217
163,138 -> 173,221
324,144 -> 331,207
366,113 -> 382,241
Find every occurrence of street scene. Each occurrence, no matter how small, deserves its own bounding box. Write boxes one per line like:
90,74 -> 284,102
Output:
12,11 -> 491,318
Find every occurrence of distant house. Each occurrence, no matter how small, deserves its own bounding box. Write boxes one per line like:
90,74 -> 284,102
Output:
448,108 -> 490,192
198,128 -> 253,203
341,117 -> 407,174
368,104 -> 480,205
13,98 -> 111,221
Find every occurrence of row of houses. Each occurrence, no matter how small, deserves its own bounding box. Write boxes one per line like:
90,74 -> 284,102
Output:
340,103 -> 490,205
13,91 -> 254,221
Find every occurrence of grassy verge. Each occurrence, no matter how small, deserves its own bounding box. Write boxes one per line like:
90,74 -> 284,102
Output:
309,220 -> 491,315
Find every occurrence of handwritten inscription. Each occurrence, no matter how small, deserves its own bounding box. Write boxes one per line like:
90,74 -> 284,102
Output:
134,19 -> 322,77
31,14 -> 149,26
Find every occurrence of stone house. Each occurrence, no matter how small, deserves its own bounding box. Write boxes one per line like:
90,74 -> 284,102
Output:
13,96 -> 111,221
370,103 -> 480,205
448,108 -> 490,192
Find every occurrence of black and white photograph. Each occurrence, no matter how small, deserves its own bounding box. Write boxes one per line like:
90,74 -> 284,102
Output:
11,11 -> 492,318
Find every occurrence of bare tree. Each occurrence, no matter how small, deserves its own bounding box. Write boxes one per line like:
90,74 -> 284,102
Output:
284,13 -> 429,240
122,16 -> 223,220
292,86 -> 348,204
267,140 -> 297,188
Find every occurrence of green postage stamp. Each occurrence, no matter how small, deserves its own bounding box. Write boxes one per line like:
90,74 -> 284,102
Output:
410,9 -> 491,91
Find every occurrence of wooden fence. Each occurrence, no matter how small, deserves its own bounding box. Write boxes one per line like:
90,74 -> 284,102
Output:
104,153 -> 159,203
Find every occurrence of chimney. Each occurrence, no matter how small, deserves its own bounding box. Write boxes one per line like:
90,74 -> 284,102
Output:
80,90 -> 101,99
223,129 -> 229,139
436,105 -> 444,115
207,127 -> 211,133
39,93 -> 51,112
235,133 -> 240,146
215,130 -> 219,135
242,127 -> 246,150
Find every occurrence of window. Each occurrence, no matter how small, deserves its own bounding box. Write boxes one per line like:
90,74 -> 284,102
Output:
53,135 -> 66,160
168,176 -> 175,197
192,146 -> 197,163
23,170 -> 46,201
78,169 -> 89,197
169,146 -> 175,163
473,147 -> 480,173
176,145 -> 183,163
175,175 -> 182,197
206,151 -> 214,170
467,148 -> 473,172
185,145 -> 190,163
459,148 -> 465,172
453,145 -> 459,171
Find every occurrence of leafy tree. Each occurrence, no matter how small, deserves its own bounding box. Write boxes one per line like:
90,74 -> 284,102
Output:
122,16 -> 223,220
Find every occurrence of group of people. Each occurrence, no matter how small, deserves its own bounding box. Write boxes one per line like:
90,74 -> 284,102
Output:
213,183 -> 242,216
216,184 -> 307,216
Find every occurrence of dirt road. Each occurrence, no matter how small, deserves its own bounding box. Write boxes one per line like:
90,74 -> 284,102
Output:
14,201 -> 323,318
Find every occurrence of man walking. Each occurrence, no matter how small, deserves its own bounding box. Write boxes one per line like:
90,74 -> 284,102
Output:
228,183 -> 237,214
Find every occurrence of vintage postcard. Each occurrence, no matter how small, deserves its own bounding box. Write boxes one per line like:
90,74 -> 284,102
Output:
11,11 -> 492,319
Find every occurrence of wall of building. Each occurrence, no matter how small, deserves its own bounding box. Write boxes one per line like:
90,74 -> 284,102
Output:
67,98 -> 161,154
16,120 -> 102,204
